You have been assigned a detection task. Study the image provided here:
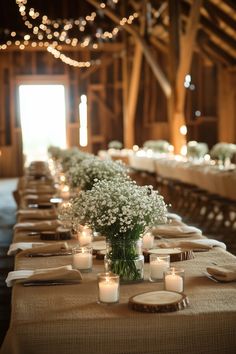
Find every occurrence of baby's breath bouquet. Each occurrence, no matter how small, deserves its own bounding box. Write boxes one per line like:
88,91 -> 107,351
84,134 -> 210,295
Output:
67,157 -> 129,190
210,143 -> 236,163
187,141 -> 208,159
48,145 -> 63,161
108,140 -> 123,150
143,139 -> 170,153
70,178 -> 167,282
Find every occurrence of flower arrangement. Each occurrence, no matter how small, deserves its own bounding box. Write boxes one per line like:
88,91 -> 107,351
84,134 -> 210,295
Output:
187,141 -> 208,159
67,157 -> 129,190
61,149 -> 93,173
66,178 -> 167,281
210,143 -> 236,162
108,140 -> 123,150
143,140 -> 170,153
48,145 -> 63,161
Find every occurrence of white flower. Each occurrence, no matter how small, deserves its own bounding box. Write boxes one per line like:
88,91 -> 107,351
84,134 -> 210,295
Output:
67,157 -> 129,190
61,178 -> 167,241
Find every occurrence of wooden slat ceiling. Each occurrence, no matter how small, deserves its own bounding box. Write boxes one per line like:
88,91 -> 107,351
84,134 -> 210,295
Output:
0,0 -> 235,66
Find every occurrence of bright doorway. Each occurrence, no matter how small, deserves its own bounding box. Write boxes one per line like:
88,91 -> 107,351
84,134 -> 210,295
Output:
18,84 -> 67,165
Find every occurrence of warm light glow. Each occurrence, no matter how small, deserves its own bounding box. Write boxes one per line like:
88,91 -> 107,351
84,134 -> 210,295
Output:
19,84 -> 66,164
179,125 -> 187,135
79,95 -> 88,147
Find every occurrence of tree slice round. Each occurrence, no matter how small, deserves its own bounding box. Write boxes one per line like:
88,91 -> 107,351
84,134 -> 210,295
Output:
143,248 -> 194,262
129,290 -> 189,313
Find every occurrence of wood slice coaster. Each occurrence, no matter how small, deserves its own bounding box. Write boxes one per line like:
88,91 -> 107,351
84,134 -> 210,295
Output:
129,290 -> 189,313
143,248 -> 195,263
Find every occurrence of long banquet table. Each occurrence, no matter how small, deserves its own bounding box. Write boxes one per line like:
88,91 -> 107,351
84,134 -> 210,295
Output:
1,228 -> 236,354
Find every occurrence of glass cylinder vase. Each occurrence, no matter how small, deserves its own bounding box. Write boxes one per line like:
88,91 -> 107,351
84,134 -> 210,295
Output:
105,239 -> 144,283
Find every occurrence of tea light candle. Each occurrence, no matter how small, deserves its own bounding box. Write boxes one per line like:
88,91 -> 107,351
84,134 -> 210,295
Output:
150,258 -> 169,280
61,185 -> 70,200
142,233 -> 154,249
73,247 -> 92,271
165,268 -> 184,292
98,273 -> 119,304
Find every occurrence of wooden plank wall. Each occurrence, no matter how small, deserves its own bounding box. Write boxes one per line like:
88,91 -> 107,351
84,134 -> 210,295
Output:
0,47 -> 123,177
0,44 -> 234,177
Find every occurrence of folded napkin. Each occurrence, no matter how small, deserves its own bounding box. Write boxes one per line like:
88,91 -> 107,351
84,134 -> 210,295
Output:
157,239 -> 226,251
167,213 -> 182,222
24,194 -> 54,203
152,225 -> 202,238
23,188 -> 55,195
18,242 -> 70,257
7,242 -> 45,256
206,264 -> 236,282
14,220 -> 61,232
6,265 -> 82,287
17,209 -> 57,222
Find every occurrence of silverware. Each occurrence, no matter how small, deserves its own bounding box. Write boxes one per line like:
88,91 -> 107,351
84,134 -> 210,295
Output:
28,251 -> 72,257
23,280 -> 79,286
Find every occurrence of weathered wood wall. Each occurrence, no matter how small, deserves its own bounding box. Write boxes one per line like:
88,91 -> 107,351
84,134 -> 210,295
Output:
0,44 -> 235,177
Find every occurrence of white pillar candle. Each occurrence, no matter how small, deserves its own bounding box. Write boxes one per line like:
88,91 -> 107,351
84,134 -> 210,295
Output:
165,270 -> 184,292
150,258 -> 169,280
142,233 -> 154,249
99,279 -> 119,303
73,250 -> 92,270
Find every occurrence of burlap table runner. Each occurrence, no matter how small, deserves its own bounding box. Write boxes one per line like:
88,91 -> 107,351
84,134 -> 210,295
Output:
1,247 -> 236,354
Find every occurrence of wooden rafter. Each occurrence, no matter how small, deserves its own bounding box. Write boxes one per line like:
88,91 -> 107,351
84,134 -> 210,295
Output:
205,1 -> 236,31
86,0 -> 171,98
182,1 -> 236,55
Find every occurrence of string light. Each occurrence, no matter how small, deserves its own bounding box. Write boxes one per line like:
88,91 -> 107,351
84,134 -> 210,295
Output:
1,0 -> 139,69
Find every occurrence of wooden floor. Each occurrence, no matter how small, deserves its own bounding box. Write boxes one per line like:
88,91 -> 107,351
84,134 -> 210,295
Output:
0,179 -> 17,346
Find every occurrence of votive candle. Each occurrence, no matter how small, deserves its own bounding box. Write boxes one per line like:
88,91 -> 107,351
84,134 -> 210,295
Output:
164,267 -> 184,292
98,272 -> 119,304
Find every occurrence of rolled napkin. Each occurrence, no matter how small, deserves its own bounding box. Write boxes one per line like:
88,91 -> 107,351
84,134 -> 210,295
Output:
7,242 -> 45,256
18,242 -> 70,257
167,213 -> 182,222
157,239 -> 226,251
6,265 -> 82,287
152,225 -> 202,238
17,209 -> 57,222
206,264 -> 236,282
14,220 -> 61,232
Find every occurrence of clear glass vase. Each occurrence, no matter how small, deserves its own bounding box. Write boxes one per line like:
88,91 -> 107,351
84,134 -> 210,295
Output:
104,239 -> 144,283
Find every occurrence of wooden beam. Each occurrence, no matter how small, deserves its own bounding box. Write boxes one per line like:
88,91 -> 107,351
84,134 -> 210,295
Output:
91,91 -> 117,120
223,0 -> 236,12
177,0 -> 203,113
198,32 -> 236,66
124,40 -> 143,148
168,0 -> 202,154
204,1 -> 236,31
86,0 -> 171,98
168,0 -> 180,87
182,1 -> 236,53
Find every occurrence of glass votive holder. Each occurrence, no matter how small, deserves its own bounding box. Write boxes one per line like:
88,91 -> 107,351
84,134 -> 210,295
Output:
142,232 -> 154,249
164,267 -> 185,293
97,272 -> 120,304
77,226 -> 93,246
72,246 -> 93,272
149,254 -> 170,282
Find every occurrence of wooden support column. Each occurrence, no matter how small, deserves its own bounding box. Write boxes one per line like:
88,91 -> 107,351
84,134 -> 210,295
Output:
168,0 -> 202,153
124,40 -> 143,148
